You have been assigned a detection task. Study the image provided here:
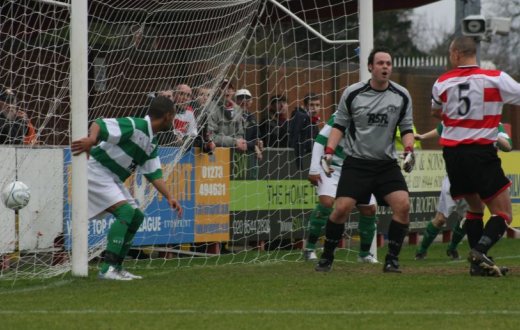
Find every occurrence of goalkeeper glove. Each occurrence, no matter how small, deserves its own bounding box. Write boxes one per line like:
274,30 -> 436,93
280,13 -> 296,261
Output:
402,146 -> 415,173
321,147 -> 334,177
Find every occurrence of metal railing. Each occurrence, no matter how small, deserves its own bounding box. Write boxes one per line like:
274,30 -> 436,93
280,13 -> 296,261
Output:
394,56 -> 448,68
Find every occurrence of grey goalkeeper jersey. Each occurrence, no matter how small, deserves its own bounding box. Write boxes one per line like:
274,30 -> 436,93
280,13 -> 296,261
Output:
334,80 -> 414,160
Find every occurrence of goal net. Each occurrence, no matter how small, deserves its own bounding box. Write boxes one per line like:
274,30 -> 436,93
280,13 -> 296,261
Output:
0,0 -> 360,280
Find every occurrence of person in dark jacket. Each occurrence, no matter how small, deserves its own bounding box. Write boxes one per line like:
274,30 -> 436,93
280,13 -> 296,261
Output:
288,92 -> 321,169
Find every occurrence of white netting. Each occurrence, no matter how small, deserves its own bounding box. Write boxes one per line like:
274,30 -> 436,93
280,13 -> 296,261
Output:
0,0 -> 360,280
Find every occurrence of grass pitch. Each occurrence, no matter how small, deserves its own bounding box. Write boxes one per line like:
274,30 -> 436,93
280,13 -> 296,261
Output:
2,239 -> 520,330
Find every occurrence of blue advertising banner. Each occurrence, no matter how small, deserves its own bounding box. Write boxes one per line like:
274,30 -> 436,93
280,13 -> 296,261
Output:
64,147 -> 195,250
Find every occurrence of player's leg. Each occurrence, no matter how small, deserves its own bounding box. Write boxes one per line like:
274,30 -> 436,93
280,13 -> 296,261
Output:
446,218 -> 464,259
99,201 -> 135,278
475,189 -> 512,255
304,171 -> 337,260
304,197 -> 333,260
119,207 -> 145,262
461,196 -> 485,249
466,147 -> 511,276
375,163 -> 410,273
315,161 -> 365,272
357,198 -> 377,263
115,208 -> 145,279
446,199 -> 469,259
87,165 -> 133,280
383,190 -> 410,273
417,176 -> 452,259
315,196 -> 356,272
415,212 -> 445,260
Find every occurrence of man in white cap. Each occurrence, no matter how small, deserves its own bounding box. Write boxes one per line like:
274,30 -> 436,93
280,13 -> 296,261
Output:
235,88 -> 263,159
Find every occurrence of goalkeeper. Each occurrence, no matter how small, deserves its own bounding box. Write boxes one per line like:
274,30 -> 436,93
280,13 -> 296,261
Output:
71,96 -> 183,280
414,123 -> 512,264
304,112 -> 378,264
315,47 -> 415,273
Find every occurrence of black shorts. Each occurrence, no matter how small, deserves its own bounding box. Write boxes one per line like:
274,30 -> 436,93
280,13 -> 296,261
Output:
443,144 -> 511,201
336,157 -> 408,206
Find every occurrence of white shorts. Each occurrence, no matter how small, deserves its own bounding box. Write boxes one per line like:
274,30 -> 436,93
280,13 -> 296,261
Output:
437,176 -> 468,219
88,159 -> 137,219
316,165 -> 376,205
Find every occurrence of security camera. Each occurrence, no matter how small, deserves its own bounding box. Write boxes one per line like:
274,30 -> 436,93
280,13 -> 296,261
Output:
489,17 -> 511,36
461,15 -> 486,37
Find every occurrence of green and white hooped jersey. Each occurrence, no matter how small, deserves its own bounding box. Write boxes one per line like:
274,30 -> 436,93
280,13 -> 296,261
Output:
315,113 -> 347,171
90,116 -> 162,182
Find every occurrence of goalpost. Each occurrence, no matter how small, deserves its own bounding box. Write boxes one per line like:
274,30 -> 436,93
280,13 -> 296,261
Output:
0,0 -> 374,281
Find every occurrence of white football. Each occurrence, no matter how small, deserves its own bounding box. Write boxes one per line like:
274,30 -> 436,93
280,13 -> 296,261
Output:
2,181 -> 31,210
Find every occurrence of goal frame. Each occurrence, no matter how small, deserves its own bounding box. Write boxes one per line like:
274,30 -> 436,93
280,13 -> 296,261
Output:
62,0 -> 375,277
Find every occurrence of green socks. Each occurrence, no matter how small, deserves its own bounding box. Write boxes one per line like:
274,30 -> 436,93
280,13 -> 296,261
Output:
417,221 -> 440,254
305,204 -> 331,250
358,214 -> 377,257
100,204 -> 136,273
117,208 -> 145,270
448,219 -> 465,251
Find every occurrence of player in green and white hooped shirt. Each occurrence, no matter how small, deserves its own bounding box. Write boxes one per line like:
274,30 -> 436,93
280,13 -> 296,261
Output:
305,113 -> 378,263
71,96 -> 183,280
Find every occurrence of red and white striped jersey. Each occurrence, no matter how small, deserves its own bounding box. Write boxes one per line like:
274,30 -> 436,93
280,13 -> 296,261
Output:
173,108 -> 198,138
431,65 -> 520,147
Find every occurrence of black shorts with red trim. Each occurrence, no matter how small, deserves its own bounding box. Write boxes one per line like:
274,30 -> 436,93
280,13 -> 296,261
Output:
443,144 -> 511,201
336,157 -> 408,207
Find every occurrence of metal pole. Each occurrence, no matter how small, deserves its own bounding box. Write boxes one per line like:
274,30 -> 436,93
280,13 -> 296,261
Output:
267,0 -> 358,45
358,0 -> 373,82
358,0 -> 377,258
70,0 -> 89,277
455,0 -> 482,64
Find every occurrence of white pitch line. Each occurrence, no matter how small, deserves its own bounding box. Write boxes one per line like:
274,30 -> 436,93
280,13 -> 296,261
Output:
0,280 -> 74,295
1,309 -> 520,316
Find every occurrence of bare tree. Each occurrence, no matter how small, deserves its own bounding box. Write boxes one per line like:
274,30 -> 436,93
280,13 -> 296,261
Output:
411,11 -> 453,54
481,0 -> 520,77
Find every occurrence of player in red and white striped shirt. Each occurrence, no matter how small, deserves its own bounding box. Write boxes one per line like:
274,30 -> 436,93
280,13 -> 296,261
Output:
431,36 -> 520,277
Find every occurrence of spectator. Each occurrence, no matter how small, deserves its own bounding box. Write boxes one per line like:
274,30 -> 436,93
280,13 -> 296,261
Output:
207,79 -> 247,153
192,86 -> 212,119
151,86 -> 180,146
289,92 -> 321,169
172,84 -> 198,142
0,88 -> 36,145
235,88 -> 263,160
262,95 -> 290,148
191,86 -> 215,154
206,79 -> 246,254
222,79 -> 237,106
153,84 -> 197,147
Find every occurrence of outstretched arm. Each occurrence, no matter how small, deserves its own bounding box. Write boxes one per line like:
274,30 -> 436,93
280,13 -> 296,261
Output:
415,128 -> 439,141
150,178 -> 183,216
325,127 -> 343,152
71,122 -> 100,156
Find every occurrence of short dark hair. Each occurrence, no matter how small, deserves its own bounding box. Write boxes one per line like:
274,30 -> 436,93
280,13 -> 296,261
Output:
156,83 -> 172,93
220,78 -> 234,90
270,95 -> 286,105
451,36 -> 477,57
148,95 -> 174,119
367,47 -> 392,66
303,93 -> 319,107
0,88 -> 17,104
